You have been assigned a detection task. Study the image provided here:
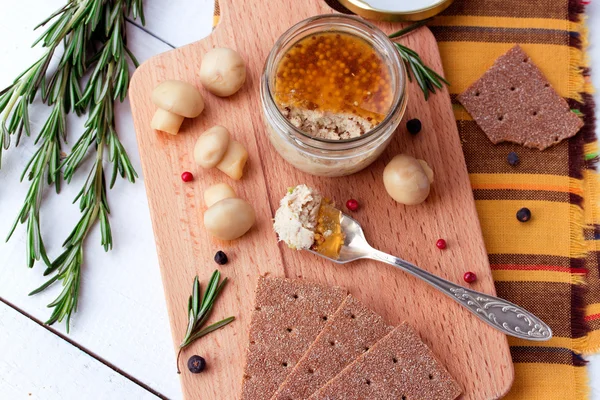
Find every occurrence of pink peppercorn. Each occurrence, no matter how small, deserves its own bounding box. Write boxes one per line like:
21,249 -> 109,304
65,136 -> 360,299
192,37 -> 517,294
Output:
181,171 -> 194,182
346,199 -> 359,211
436,239 -> 447,249
463,271 -> 477,283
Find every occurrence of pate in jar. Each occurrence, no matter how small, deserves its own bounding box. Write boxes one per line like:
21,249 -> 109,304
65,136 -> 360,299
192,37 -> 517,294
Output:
261,14 -> 407,177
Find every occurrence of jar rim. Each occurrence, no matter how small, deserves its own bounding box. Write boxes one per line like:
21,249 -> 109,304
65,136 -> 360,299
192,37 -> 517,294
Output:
262,14 -> 406,148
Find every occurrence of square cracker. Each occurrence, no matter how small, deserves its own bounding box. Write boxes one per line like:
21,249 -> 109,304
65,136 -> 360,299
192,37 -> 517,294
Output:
309,322 -> 462,400
240,277 -> 347,400
271,294 -> 393,400
458,45 -> 583,150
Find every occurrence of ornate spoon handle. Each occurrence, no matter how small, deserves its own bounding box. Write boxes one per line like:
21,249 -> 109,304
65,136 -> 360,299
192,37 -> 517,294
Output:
371,250 -> 552,341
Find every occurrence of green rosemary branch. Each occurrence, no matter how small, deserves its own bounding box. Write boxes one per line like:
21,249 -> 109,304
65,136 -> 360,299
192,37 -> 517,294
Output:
0,0 -> 143,331
177,271 -> 235,373
29,138 -> 107,330
388,21 -> 450,100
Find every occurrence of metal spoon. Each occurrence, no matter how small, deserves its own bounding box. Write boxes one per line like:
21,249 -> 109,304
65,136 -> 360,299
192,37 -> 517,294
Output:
309,213 -> 552,341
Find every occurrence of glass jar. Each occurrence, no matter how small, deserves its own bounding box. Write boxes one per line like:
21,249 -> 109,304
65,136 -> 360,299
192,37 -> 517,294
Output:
261,14 -> 407,177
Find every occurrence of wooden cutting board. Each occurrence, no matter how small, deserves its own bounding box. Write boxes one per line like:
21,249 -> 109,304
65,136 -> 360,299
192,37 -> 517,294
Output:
129,1 -> 514,399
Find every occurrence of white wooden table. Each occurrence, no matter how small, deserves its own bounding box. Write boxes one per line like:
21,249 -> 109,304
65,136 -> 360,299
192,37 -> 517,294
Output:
0,1 -> 598,399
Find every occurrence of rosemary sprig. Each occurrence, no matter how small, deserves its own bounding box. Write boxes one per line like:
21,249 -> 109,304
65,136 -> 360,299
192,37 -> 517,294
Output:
388,21 -> 450,100
0,0 -> 143,331
177,271 -> 235,373
388,19 -> 430,39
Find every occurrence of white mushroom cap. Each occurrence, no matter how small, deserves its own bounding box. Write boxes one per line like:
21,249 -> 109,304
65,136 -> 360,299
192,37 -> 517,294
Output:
151,80 -> 204,118
199,48 -> 246,97
194,125 -> 231,169
383,154 -> 434,205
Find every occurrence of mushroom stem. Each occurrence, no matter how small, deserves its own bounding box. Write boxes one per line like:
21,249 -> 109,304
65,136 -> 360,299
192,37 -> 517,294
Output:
151,108 -> 185,135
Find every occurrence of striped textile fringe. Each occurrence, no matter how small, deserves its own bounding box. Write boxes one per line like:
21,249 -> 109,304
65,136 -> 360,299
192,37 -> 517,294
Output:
570,0 -> 599,360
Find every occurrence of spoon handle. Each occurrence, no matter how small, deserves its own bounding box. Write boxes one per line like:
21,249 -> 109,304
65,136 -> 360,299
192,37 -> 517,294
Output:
370,250 -> 552,341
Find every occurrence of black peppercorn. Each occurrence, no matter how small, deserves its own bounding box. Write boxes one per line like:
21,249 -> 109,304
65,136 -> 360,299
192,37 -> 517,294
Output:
188,355 -> 206,373
406,118 -> 422,135
507,152 -> 520,166
516,207 -> 531,222
214,251 -> 228,265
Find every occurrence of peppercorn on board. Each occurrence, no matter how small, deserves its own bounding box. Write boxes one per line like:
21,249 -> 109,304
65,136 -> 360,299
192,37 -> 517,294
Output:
128,0 -> 513,399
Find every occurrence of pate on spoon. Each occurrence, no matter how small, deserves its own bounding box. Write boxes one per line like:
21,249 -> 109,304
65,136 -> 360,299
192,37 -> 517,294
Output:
274,185 -> 552,341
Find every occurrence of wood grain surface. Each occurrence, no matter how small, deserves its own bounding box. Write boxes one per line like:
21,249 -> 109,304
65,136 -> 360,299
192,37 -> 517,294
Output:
129,1 -> 514,399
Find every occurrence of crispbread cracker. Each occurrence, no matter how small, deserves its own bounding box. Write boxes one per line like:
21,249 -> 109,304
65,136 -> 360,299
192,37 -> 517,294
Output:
458,45 -> 583,150
309,322 -> 462,400
240,277 -> 347,400
271,294 -> 392,400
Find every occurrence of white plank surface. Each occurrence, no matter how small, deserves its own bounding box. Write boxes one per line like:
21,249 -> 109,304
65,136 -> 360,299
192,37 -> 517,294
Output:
0,301 -> 158,400
0,0 -> 598,399
0,1 -> 212,398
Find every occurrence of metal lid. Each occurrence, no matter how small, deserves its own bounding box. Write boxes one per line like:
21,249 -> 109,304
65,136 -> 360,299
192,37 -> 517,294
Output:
337,0 -> 454,21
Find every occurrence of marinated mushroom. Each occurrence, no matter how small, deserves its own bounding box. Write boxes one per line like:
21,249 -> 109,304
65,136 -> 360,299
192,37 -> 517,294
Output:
151,80 -> 204,135
216,140 -> 248,180
199,48 -> 246,97
194,125 -> 231,168
194,125 -> 248,180
204,183 -> 237,207
204,198 -> 255,240
383,154 -> 434,205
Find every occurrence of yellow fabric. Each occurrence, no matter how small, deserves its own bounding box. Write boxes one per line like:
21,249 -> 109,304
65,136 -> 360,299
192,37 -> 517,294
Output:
505,364 -> 589,400
430,1 -> 599,398
476,200 -> 584,257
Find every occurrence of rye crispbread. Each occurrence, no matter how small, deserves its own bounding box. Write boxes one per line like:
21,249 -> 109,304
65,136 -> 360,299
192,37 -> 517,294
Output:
309,322 -> 462,400
458,45 -> 583,150
271,294 -> 393,400
239,277 -> 347,400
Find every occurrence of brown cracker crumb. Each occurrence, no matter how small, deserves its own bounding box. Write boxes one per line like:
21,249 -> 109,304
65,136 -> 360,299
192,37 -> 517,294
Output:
309,322 -> 462,400
271,294 -> 393,400
457,45 -> 583,150
240,277 -> 347,400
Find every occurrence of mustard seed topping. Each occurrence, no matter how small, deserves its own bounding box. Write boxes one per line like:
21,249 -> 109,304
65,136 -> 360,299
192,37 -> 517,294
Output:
274,32 -> 393,128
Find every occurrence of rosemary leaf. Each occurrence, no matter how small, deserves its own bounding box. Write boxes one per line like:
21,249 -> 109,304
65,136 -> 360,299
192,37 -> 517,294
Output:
388,19 -> 430,39
389,23 -> 450,100
186,317 -> 236,344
